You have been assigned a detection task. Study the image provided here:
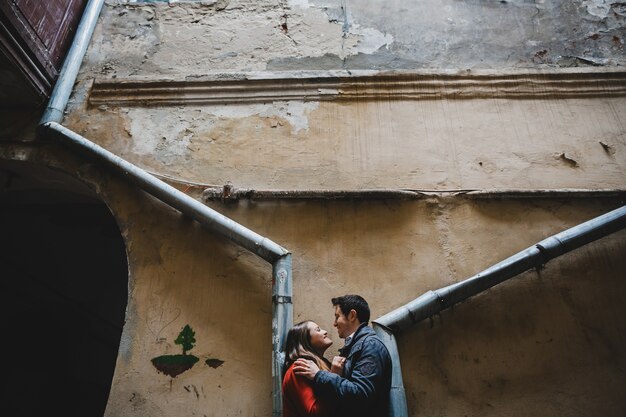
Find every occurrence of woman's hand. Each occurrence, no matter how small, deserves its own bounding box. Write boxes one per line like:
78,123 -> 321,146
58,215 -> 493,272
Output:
330,356 -> 346,375
293,358 -> 320,380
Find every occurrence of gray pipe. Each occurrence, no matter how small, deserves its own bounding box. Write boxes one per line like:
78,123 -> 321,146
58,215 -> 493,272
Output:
42,122 -> 289,262
372,323 -> 409,417
40,0 -> 105,124
374,204 -> 626,416
40,120 -> 294,415
272,254 -> 293,417
37,0 -> 294,413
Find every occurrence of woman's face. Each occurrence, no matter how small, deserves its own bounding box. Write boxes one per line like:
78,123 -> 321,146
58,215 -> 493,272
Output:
308,322 -> 333,354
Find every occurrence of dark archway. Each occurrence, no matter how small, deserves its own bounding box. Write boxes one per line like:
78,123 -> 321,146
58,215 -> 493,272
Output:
0,160 -> 128,417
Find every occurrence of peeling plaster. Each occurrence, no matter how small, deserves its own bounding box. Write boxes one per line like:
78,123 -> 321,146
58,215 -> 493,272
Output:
123,101 -> 317,162
204,101 -> 319,134
290,0 -> 393,57
127,110 -> 200,162
583,0 -> 614,18
349,24 -> 393,55
287,0 -> 311,9
86,0 -> 626,78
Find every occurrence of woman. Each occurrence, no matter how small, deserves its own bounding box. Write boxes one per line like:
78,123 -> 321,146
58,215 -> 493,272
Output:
282,320 -> 340,417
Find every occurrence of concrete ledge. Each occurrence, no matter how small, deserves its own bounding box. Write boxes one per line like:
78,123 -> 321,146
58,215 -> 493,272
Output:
88,69 -> 626,107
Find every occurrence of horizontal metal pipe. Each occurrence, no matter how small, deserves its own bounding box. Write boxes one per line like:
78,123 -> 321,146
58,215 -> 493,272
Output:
201,186 -> 626,202
40,122 -> 289,263
375,204 -> 626,333
40,0 -> 105,124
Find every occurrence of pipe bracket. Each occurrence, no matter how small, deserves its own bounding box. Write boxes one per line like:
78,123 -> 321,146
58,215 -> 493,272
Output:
272,295 -> 293,304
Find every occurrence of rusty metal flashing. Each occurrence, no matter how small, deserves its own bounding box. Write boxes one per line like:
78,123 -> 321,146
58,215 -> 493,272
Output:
199,185 -> 626,202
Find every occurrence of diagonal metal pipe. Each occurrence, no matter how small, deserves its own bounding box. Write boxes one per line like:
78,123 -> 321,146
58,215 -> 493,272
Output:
36,1 -> 293,415
40,119 -> 293,416
373,204 -> 626,417
41,122 -> 289,262
40,120 -> 293,416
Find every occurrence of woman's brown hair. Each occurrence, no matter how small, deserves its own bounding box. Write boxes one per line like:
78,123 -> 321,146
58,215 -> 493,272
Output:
283,320 -> 331,375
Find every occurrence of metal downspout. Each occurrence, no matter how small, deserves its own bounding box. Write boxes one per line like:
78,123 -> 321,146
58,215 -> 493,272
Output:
372,323 -> 408,417
373,204 -> 626,417
273,255 -> 293,417
41,0 -> 105,124
37,2 -> 293,415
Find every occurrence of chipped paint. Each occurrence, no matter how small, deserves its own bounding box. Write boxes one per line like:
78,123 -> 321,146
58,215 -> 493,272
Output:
348,24 -> 393,55
127,109 -> 200,160
86,0 -> 625,77
583,0 -> 613,18
287,0 -> 310,9
203,101 -> 319,134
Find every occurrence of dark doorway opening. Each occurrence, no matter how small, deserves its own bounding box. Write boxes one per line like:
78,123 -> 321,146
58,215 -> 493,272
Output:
0,160 -> 128,417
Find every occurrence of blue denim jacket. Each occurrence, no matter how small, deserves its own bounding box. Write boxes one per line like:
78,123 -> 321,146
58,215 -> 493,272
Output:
313,323 -> 392,417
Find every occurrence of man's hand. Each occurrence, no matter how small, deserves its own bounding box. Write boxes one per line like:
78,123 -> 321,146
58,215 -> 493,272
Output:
331,356 -> 346,375
293,358 -> 320,380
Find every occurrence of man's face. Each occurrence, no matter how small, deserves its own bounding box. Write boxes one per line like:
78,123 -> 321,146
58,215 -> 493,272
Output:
333,305 -> 352,339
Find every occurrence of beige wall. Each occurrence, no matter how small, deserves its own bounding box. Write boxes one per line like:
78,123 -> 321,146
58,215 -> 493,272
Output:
107,194 -> 626,416
3,1 -> 624,416
66,94 -> 626,191
2,140 -> 625,417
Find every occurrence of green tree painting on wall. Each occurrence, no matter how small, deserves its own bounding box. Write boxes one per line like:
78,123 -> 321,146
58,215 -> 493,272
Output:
175,324 -> 196,355
151,324 -> 200,378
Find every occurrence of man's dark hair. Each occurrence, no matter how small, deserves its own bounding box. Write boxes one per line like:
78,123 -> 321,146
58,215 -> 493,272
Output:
332,294 -> 370,324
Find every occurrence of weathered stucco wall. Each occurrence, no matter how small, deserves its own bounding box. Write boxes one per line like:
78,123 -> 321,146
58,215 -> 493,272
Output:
84,0 -> 626,77
106,195 -> 626,417
6,141 -> 623,416
2,139 -> 625,417
4,0 -> 622,416
82,175 -> 626,416
66,93 -> 626,191
64,1 -> 626,192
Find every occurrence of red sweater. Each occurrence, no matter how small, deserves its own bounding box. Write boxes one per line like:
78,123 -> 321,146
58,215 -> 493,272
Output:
282,363 -> 334,417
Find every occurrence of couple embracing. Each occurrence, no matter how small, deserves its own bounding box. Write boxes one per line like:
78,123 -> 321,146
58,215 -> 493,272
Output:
282,295 -> 392,417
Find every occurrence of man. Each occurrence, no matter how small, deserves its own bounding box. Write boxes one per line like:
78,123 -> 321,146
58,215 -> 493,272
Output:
293,294 -> 392,417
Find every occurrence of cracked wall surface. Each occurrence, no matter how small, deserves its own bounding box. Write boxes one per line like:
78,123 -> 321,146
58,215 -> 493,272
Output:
92,0 -> 626,77
16,1 -> 623,416
1,143 -> 625,416
67,1 -> 625,192
67,92 -> 626,191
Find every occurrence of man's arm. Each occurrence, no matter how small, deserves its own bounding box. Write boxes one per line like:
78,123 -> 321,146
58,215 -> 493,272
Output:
313,338 -> 390,408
